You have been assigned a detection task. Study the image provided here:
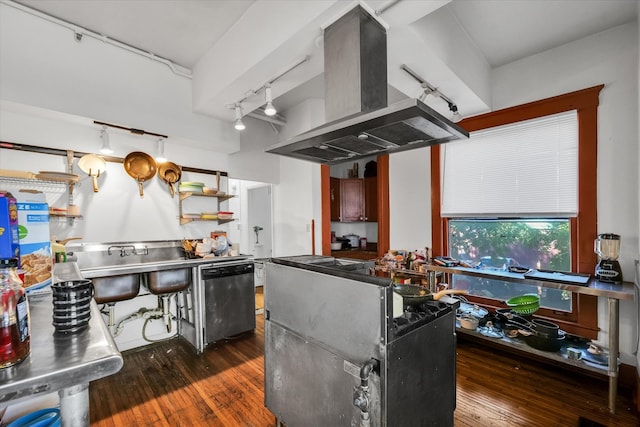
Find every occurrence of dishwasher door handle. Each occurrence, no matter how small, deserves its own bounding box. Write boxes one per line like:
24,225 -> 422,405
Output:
201,263 -> 254,280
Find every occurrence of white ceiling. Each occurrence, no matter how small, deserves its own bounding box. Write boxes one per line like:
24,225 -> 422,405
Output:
10,0 -> 639,122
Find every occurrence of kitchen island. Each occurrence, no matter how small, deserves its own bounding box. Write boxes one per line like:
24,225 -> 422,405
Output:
0,275 -> 123,426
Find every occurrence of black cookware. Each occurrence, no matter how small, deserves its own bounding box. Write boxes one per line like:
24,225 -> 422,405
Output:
505,316 -> 566,352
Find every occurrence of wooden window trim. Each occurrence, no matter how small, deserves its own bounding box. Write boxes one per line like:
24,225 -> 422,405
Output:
431,85 -> 604,339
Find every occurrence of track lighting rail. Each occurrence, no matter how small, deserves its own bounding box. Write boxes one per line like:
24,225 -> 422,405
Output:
93,120 -> 167,139
400,64 -> 461,119
228,55 -> 310,130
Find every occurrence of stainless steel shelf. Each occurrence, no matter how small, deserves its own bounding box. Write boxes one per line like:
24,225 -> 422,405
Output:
427,264 -> 635,300
426,263 -> 634,414
455,324 -> 609,376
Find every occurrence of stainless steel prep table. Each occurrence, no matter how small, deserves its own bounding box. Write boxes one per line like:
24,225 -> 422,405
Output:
425,264 -> 636,414
0,266 -> 123,426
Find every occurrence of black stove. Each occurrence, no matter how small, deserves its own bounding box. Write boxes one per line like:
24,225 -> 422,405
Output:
393,301 -> 453,337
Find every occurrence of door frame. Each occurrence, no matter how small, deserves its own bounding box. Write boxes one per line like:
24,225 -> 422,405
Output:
321,155 -> 389,256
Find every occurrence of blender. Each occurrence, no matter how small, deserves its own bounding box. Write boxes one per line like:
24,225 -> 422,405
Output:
594,233 -> 623,283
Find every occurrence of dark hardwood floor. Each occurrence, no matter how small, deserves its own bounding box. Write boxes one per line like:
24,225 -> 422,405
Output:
90,315 -> 638,426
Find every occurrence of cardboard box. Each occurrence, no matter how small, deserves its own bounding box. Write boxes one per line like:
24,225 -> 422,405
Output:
16,194 -> 52,292
0,192 -> 20,261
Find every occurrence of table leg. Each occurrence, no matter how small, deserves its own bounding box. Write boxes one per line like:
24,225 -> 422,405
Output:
608,297 -> 619,414
59,383 -> 89,426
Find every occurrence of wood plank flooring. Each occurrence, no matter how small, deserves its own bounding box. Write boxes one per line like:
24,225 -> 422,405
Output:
89,315 -> 638,426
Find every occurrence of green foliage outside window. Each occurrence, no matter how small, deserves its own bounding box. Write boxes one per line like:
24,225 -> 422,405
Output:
448,219 -> 572,311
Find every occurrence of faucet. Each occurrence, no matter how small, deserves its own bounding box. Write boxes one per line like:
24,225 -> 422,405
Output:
107,244 -> 139,257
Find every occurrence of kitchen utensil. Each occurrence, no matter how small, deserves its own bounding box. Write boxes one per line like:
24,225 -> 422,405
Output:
78,154 -> 107,192
392,285 -> 467,305
331,242 -> 342,250
594,233 -> 623,282
343,233 -> 360,248
123,151 -> 157,197
157,161 -> 182,197
35,171 -> 80,182
457,314 -> 479,330
505,316 -> 566,352
505,294 -> 540,315
457,302 -> 488,319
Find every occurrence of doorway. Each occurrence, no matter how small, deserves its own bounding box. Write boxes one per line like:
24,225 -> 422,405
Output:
247,184 -> 272,314
247,184 -> 273,259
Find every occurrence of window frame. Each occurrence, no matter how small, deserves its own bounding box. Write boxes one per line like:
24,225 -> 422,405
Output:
430,85 -> 604,339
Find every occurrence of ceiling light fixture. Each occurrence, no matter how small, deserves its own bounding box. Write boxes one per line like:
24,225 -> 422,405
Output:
228,55 -> 310,131
99,125 -> 113,154
234,104 -> 246,131
449,103 -> 462,123
264,84 -> 277,116
155,138 -> 167,163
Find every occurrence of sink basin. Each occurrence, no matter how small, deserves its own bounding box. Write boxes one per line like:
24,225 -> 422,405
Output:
146,268 -> 191,294
92,274 -> 141,304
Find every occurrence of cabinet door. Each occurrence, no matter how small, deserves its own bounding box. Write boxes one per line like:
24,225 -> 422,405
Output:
340,178 -> 364,222
364,177 -> 377,222
330,177 -> 341,221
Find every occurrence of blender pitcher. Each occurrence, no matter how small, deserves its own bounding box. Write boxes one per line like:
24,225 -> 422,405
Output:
594,233 -> 623,282
594,233 -> 621,260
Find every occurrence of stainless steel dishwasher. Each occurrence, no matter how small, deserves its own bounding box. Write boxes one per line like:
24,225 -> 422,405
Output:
201,261 -> 255,347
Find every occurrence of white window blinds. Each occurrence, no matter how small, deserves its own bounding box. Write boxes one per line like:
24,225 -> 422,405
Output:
441,111 -> 578,218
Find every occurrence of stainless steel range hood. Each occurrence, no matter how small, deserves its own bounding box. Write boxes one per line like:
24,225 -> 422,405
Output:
267,6 -> 469,165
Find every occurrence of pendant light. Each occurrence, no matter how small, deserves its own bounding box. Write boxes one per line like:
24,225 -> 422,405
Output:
155,138 -> 167,163
264,84 -> 277,116
234,104 -> 246,131
99,125 -> 113,154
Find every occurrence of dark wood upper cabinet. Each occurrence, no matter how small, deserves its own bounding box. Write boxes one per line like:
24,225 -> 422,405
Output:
339,178 -> 364,222
364,176 -> 377,222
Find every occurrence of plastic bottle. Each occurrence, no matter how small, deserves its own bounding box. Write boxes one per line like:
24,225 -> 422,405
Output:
0,258 -> 30,368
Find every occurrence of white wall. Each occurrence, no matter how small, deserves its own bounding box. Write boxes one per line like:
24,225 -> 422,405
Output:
0,2 -> 237,153
0,104 -> 236,243
389,147 -> 432,251
270,98 -> 325,257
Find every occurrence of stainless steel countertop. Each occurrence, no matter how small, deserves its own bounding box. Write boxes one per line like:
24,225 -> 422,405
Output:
80,255 -> 252,278
0,293 -> 123,403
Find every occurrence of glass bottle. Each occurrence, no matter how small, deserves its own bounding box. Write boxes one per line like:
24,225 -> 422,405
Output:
0,258 -> 30,368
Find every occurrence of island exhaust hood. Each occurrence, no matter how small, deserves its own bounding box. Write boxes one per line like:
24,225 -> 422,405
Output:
267,6 -> 469,165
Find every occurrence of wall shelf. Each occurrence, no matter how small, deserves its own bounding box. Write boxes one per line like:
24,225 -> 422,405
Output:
178,192 -> 235,226
0,175 -> 80,224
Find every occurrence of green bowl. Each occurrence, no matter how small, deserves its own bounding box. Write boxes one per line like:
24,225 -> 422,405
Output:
506,294 -> 540,315
510,302 -> 540,315
506,294 -> 539,306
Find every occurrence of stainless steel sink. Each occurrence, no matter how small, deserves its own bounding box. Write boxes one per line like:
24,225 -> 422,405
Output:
145,268 -> 191,294
93,274 -> 141,304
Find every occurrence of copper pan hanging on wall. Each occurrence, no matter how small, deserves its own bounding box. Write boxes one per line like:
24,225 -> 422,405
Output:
157,161 -> 182,197
123,151 -> 157,197
77,153 -> 107,192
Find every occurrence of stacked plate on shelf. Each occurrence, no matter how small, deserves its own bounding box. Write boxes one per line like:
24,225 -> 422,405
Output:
200,212 -> 218,220
218,211 -> 233,220
178,182 -> 204,193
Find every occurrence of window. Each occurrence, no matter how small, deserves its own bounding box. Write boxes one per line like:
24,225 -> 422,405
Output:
430,85 -> 604,338
441,111 -> 578,217
448,218 -> 572,312
441,111 -> 578,312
